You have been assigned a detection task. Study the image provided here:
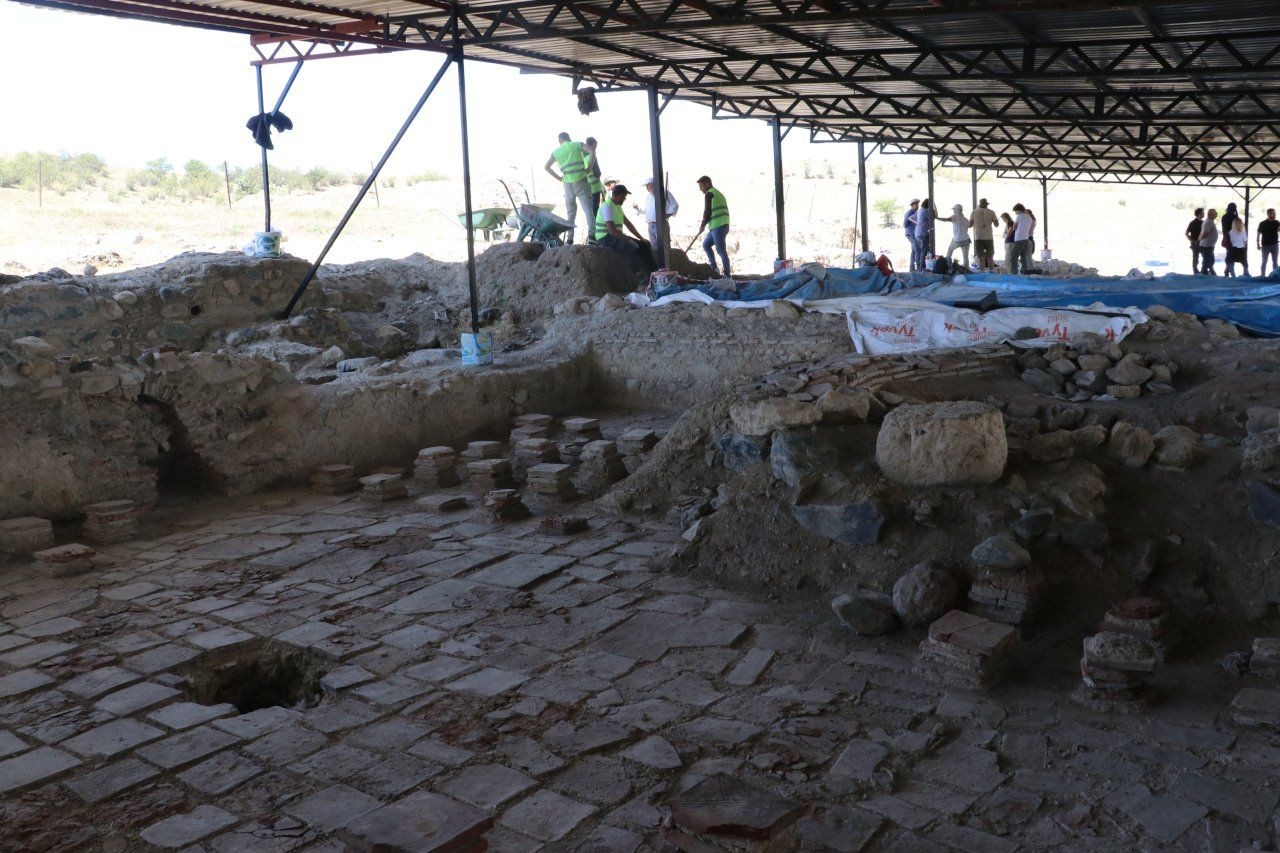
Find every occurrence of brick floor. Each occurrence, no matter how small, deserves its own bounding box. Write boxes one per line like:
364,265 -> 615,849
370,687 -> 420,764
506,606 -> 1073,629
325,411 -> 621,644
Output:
0,487 -> 1274,849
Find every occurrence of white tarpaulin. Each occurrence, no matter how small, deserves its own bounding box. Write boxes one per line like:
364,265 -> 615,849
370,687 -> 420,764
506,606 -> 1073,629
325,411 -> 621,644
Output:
844,302 -> 1146,355
629,290 -> 1146,355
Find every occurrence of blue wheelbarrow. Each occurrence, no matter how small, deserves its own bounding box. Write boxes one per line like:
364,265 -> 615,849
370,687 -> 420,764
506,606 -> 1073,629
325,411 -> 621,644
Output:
500,180 -> 573,247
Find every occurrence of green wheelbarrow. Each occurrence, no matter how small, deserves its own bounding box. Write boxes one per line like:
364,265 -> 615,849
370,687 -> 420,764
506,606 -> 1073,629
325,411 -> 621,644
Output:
457,207 -> 512,241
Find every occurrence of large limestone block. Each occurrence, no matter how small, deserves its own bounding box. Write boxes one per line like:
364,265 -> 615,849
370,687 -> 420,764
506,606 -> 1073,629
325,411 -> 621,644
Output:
729,397 -> 821,436
875,401 -> 1007,486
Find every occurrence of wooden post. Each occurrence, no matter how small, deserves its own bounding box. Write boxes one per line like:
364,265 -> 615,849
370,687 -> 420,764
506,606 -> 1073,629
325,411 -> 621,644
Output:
370,161 -> 381,208
223,161 -> 232,208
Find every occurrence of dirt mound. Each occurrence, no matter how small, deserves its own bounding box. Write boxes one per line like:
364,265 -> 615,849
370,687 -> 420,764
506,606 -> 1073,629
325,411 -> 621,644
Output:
478,242 -> 636,324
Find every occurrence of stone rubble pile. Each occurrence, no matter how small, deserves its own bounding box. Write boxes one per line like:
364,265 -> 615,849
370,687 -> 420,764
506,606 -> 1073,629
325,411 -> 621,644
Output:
359,472 -> 407,502
413,447 -> 460,489
539,514 -> 589,534
311,464 -> 359,495
0,516 -> 54,555
1075,631 -> 1157,712
915,609 -> 1016,690
82,499 -> 139,544
466,459 -> 515,493
1019,334 -> 1178,401
1099,597 -> 1178,661
33,543 -> 95,577
481,489 -> 530,523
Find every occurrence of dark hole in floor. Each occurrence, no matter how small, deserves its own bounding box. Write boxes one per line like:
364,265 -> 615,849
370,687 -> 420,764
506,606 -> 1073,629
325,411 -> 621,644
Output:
181,641 -> 328,713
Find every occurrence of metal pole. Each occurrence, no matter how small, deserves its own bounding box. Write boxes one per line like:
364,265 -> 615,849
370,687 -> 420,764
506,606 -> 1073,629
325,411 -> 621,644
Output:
1245,186 -> 1252,232
1041,176 -> 1049,251
279,57 -> 453,318
857,140 -> 869,253
256,64 -> 272,233
646,82 -> 669,269
457,47 -> 480,333
971,166 -> 978,213
223,161 -> 232,209
772,116 -> 786,261
926,153 -> 935,255
271,60 -> 303,115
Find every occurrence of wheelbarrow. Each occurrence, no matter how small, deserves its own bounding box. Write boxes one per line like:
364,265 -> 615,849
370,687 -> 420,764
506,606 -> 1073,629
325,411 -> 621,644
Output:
456,207 -> 512,241
500,180 -> 573,247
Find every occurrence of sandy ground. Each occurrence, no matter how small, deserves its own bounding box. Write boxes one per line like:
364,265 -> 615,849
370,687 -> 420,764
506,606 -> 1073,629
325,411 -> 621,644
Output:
0,159 -> 1267,279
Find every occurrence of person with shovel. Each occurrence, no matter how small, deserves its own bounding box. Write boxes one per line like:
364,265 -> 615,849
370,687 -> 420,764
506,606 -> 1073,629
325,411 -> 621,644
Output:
696,175 -> 731,278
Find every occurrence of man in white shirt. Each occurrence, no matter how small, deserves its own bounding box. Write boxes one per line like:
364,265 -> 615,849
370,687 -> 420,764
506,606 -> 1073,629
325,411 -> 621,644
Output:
642,178 -> 679,253
945,204 -> 971,270
969,198 -> 999,271
1197,208 -> 1219,276
1011,203 -> 1034,274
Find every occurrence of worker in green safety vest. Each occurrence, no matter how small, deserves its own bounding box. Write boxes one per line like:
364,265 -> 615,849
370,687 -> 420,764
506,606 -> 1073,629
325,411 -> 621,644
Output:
583,136 -> 605,227
543,132 -> 596,245
594,183 -> 656,279
697,175 -> 731,277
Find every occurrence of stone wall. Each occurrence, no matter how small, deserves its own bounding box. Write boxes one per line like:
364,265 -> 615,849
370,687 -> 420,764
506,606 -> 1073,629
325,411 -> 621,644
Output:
0,255 -> 322,359
561,302 -> 857,409
0,332 -> 592,520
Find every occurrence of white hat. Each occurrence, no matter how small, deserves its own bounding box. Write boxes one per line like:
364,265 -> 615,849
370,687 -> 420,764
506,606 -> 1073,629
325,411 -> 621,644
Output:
909,198 -> 920,204
643,177 -> 654,185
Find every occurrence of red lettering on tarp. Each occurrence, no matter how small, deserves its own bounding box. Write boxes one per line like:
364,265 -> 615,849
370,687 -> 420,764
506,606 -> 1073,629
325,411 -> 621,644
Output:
871,323 -> 916,337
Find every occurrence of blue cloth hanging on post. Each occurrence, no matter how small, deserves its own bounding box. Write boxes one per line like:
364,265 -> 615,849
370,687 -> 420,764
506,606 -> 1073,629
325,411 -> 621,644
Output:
246,111 -> 293,150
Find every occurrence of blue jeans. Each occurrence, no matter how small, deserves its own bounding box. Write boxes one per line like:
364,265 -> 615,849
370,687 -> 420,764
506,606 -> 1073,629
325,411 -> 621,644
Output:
1261,244 -> 1278,276
1010,239 -> 1031,275
1198,245 -> 1216,275
703,225 -> 730,276
562,179 -> 595,245
907,234 -> 922,271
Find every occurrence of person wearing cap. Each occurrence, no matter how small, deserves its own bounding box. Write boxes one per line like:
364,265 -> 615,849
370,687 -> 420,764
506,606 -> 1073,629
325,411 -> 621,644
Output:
969,198 -> 999,271
904,199 -> 921,271
594,183 -> 656,276
697,176 -> 731,277
583,137 -> 605,226
642,178 -> 679,253
544,132 -> 595,245
945,203 -> 972,270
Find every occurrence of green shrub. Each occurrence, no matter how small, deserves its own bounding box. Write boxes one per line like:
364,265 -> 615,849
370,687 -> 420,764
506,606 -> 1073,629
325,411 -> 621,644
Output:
0,151 -> 107,191
874,197 -> 900,228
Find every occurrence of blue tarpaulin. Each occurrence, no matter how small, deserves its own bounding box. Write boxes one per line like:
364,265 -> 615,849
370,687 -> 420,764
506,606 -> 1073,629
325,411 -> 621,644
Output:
918,273 -> 1280,337
654,266 -> 1280,336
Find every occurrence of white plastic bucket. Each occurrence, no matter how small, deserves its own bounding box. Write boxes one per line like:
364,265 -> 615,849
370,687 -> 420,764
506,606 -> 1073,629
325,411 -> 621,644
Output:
773,258 -> 798,274
649,269 -> 679,290
252,231 -> 282,258
460,331 -> 494,366
1040,249 -> 1053,261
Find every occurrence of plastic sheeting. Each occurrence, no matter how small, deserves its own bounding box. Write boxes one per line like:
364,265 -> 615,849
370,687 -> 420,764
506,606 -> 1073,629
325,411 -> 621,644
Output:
915,272 -> 1280,337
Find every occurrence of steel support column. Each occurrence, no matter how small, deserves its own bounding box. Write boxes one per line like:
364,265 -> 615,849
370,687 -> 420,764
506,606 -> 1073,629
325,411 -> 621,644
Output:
772,116 -> 786,261
256,65 -> 272,233
926,153 -> 935,255
971,166 -> 978,213
1245,186 -> 1252,232
457,46 -> 480,333
646,83 -> 669,269
279,57 -> 453,318
857,140 -> 869,253
1041,176 -> 1049,251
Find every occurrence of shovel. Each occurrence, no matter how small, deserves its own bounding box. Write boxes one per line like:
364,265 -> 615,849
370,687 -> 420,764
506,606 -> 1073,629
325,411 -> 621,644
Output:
684,226 -> 705,254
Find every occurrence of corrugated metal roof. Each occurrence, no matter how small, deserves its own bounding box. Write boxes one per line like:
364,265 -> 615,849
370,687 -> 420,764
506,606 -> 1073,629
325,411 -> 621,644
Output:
19,0 -> 1280,185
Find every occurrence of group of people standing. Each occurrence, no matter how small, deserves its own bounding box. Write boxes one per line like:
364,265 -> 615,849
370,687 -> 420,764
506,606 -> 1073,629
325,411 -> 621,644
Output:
1185,204 -> 1279,278
544,132 -> 733,278
904,199 -> 1039,274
